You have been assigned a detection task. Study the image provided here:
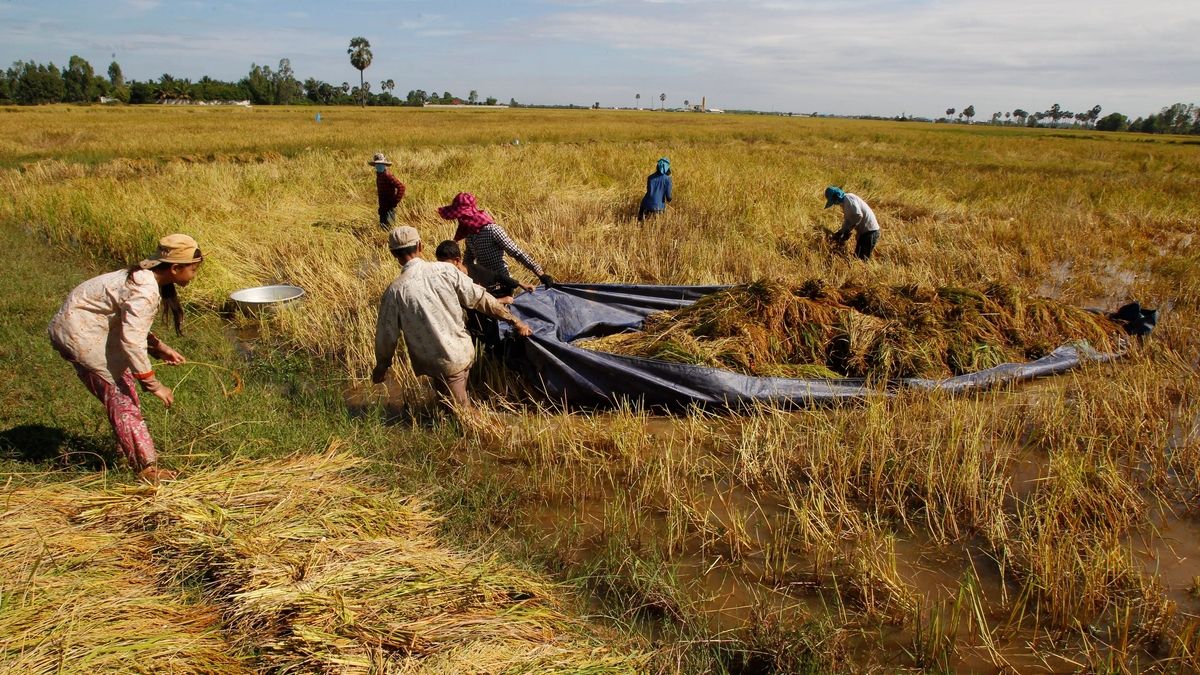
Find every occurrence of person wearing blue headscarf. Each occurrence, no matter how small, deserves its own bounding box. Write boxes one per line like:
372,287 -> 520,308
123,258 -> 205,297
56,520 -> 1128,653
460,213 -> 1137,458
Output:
638,158 -> 673,222
825,186 -> 880,260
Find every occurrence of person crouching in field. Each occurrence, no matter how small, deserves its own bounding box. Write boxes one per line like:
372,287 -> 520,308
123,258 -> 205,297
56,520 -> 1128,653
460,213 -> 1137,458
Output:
370,152 -> 406,228
372,226 -> 533,413
825,186 -> 881,261
435,239 -> 533,351
434,239 -> 533,301
638,157 -> 673,222
437,192 -> 557,289
47,234 -> 204,483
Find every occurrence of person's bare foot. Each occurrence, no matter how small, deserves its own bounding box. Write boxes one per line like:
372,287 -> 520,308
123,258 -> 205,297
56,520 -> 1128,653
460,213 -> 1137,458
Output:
138,466 -> 178,483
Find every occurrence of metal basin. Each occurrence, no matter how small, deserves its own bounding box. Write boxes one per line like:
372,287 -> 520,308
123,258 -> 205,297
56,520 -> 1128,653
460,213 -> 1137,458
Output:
229,285 -> 305,314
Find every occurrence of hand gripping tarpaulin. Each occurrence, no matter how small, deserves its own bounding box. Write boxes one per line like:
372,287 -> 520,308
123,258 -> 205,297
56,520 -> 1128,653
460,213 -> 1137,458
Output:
501,283 -> 1126,410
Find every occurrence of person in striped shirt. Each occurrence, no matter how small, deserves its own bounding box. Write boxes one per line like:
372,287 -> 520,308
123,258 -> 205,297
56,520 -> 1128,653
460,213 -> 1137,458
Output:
437,192 -> 556,289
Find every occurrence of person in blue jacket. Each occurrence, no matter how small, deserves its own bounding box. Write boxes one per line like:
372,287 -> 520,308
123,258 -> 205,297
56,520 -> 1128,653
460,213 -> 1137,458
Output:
638,158 -> 673,222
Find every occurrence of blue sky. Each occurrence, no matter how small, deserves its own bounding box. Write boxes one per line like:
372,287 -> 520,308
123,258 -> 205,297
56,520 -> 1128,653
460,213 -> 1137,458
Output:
2,0 -> 1197,118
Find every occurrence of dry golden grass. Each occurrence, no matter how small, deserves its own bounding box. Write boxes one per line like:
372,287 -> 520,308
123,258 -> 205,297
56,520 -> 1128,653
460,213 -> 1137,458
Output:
4,105 -> 1200,670
2,447 -> 646,673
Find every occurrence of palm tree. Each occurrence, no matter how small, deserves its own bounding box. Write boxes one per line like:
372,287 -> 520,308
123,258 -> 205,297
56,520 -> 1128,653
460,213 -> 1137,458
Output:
347,37 -> 373,107
659,92 -> 665,110
684,99 -> 690,110
946,108 -> 955,121
635,93 -> 640,109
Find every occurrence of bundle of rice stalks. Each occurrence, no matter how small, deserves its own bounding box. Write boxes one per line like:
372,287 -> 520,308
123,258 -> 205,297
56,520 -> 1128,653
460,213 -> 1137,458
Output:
577,279 -> 1121,381
0,486 -> 245,674
73,448 -> 647,672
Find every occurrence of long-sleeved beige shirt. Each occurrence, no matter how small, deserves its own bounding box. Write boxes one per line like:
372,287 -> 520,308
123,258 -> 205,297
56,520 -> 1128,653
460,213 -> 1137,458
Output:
48,269 -> 160,384
374,259 -> 517,378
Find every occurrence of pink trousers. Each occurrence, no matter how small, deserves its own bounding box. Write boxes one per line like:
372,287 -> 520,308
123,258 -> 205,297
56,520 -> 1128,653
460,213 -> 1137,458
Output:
72,365 -> 158,470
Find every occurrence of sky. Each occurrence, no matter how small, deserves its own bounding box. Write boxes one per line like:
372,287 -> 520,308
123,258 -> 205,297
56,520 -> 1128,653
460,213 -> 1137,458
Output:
1,0 -> 1197,118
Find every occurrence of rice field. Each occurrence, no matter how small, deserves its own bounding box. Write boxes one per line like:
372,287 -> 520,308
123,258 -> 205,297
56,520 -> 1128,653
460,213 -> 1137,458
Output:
3,104 -> 1200,672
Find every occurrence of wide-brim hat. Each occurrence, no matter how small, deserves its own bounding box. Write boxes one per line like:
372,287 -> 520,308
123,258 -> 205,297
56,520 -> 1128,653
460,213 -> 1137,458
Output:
139,233 -> 203,269
368,152 -> 392,166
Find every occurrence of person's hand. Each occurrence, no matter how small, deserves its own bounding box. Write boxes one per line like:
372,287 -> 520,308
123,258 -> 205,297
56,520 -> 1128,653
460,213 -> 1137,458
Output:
537,274 -> 556,288
138,465 -> 178,483
497,296 -> 515,305
153,342 -> 186,365
371,365 -> 388,384
151,385 -> 175,408
513,320 -> 534,338
520,283 -> 536,293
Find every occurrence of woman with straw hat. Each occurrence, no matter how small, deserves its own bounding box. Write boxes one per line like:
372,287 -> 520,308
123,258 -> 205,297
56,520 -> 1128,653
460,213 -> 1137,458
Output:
47,234 -> 204,482
369,152 -> 406,228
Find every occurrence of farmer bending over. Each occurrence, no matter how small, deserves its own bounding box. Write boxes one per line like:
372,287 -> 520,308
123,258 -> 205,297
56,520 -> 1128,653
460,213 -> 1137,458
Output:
369,152 -> 406,228
825,186 -> 881,261
638,157 -> 673,222
435,239 -> 533,351
438,192 -> 556,289
372,226 -> 533,411
47,234 -> 204,483
435,239 -> 533,301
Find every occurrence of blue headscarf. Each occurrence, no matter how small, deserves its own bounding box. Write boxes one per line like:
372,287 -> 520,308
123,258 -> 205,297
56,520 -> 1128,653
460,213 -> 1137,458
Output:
824,186 -> 845,208
656,158 -> 671,176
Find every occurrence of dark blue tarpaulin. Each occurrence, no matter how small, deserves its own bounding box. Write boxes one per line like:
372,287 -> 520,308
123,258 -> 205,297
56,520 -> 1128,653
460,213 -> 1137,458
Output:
501,283 -> 1124,410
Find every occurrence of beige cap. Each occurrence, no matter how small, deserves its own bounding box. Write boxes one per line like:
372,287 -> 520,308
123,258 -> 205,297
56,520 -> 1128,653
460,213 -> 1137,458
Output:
387,226 -> 420,250
139,234 -> 203,269
368,152 -> 392,166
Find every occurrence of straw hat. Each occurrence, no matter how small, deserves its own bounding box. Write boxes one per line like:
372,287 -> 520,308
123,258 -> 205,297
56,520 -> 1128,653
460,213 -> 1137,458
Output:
368,152 -> 392,166
139,234 -> 203,269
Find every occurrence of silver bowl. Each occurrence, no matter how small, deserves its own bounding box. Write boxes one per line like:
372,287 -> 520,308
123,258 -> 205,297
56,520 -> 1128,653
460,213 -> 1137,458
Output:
229,284 -> 305,314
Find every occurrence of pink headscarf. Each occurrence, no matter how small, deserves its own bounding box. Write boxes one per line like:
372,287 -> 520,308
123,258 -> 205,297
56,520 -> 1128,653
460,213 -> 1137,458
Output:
437,192 -> 495,241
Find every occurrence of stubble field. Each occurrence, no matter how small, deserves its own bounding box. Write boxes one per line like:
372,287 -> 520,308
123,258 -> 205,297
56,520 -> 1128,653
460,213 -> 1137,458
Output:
2,104 -> 1200,672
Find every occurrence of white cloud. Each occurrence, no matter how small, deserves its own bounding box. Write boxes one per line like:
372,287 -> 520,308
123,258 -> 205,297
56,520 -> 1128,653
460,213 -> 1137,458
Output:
520,0 -> 1200,115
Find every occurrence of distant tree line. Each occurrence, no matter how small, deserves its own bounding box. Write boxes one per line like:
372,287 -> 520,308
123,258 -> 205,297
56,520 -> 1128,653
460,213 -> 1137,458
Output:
0,54 -> 503,109
938,102 -> 1200,136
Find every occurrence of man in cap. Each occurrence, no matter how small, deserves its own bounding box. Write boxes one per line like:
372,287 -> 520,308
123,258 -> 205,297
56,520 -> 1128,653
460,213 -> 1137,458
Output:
371,226 -> 533,412
370,152 -> 406,227
825,186 -> 881,261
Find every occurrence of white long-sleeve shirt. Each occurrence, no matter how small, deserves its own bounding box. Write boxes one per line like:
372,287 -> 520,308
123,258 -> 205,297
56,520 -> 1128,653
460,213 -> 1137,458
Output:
374,259 -> 516,378
48,269 -> 160,383
837,193 -> 881,236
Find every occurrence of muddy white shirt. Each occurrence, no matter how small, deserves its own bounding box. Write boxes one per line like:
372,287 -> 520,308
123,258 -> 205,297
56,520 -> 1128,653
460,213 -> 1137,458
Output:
48,269 -> 160,384
838,193 -> 881,236
374,258 -> 516,378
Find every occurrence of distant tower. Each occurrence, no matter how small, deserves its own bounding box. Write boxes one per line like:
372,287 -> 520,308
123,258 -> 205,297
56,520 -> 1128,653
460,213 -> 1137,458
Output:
701,96 -> 706,112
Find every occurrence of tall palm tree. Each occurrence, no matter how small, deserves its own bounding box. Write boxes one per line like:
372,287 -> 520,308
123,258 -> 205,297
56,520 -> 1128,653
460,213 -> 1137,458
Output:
635,93 -> 640,109
659,92 -> 665,110
347,37 -> 373,107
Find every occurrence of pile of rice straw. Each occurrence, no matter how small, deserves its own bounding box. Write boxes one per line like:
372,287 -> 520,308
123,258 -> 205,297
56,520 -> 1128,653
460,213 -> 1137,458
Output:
0,484 -> 244,673
577,279 -> 1120,380
2,449 -> 645,673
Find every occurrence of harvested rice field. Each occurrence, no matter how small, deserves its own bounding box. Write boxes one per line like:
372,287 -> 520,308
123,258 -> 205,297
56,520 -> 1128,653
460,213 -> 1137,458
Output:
3,106 -> 1200,672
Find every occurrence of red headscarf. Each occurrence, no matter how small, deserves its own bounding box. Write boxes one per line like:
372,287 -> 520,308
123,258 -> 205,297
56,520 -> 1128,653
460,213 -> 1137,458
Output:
437,192 -> 495,241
